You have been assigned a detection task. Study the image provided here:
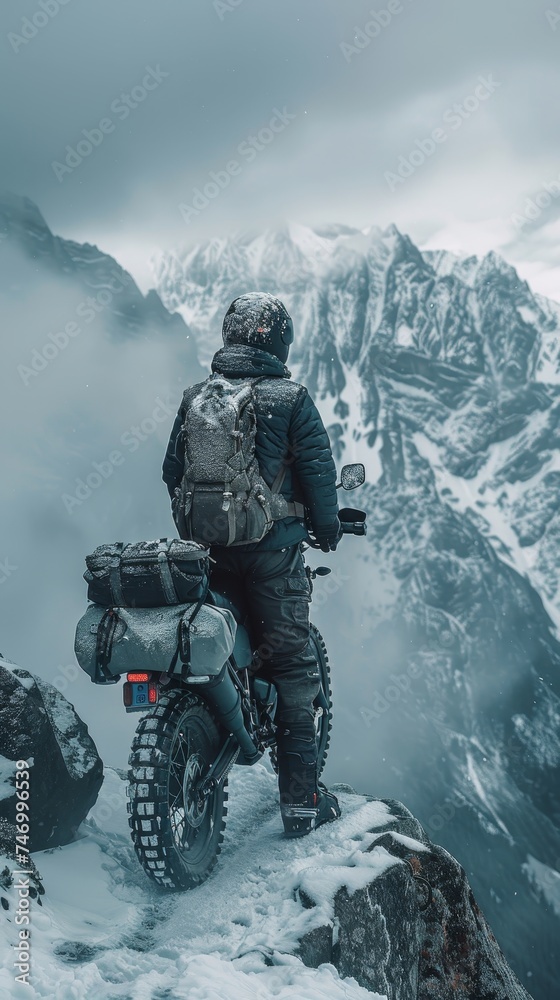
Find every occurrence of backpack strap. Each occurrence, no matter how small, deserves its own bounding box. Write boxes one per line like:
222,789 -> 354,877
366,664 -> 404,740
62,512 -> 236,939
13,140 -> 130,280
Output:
285,500 -> 306,519
222,491 -> 236,546
270,463 -> 287,494
269,455 -> 306,521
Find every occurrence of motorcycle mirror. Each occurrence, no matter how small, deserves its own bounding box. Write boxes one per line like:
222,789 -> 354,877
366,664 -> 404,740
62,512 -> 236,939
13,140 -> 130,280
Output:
339,463 -> 366,490
314,566 -> 332,576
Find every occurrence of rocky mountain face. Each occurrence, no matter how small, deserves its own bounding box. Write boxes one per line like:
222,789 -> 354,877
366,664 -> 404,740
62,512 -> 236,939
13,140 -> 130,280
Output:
153,223 -> 560,1000
296,795 -> 533,1000
0,192 -> 201,359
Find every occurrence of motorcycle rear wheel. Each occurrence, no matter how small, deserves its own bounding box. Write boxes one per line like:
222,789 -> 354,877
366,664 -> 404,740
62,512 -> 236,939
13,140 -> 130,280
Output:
127,689 -> 228,891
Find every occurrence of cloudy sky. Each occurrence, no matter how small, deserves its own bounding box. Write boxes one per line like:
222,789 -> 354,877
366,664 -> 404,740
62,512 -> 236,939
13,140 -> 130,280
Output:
1,0 -> 560,297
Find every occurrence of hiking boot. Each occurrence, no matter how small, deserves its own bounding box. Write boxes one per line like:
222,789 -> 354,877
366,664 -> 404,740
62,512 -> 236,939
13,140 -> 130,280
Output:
281,783 -> 341,838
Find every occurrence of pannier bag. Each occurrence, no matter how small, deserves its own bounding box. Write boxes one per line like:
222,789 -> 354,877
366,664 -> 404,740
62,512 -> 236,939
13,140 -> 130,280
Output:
84,538 -> 209,608
74,600 -> 236,684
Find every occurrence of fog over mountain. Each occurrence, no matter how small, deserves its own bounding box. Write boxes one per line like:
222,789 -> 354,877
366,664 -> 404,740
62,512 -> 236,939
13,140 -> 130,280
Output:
0,192 -> 205,771
1,198 -> 559,997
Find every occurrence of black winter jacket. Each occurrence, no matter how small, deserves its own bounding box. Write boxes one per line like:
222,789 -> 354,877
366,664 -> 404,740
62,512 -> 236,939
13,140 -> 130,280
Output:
162,344 -> 339,550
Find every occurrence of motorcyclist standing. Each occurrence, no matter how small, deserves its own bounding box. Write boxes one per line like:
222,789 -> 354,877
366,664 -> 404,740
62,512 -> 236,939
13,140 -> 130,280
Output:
162,292 -> 342,837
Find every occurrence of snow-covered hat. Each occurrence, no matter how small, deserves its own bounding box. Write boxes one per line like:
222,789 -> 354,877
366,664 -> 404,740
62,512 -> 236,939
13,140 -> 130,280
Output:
221,292 -> 294,363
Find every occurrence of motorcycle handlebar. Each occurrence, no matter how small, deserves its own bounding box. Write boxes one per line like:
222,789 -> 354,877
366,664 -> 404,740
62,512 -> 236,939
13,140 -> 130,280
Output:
305,507 -> 368,548
340,520 -> 367,536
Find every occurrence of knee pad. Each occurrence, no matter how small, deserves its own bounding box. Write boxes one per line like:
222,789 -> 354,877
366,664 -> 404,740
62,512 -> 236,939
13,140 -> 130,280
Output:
276,730 -> 317,766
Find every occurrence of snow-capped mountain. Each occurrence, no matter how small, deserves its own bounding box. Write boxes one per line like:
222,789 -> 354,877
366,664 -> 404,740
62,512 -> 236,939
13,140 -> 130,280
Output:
152,223 -> 560,628
153,223 -> 560,999
1,195 -> 558,997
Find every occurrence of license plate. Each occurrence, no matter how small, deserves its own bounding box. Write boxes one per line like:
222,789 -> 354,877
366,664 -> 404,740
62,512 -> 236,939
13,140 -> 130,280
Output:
130,681 -> 150,707
123,675 -> 158,712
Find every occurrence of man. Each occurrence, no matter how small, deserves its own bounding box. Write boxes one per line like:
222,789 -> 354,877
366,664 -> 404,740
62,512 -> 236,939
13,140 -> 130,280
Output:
162,291 -> 342,837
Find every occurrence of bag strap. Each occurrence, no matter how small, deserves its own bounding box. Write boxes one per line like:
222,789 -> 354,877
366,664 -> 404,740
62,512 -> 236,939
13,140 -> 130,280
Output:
107,542 -> 125,606
109,565 -> 125,606
95,607 -> 123,682
156,539 -> 179,605
168,595 -> 206,675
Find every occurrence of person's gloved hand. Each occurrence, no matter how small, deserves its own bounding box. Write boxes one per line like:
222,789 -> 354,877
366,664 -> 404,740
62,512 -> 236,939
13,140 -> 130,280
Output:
313,518 -> 343,553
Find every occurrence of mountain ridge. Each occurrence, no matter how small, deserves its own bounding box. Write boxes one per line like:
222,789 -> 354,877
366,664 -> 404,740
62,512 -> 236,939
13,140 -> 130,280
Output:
1,195 -> 558,996
152,222 -> 560,999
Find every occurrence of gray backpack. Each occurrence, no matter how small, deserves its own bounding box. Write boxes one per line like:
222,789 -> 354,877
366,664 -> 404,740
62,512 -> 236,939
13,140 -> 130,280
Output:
172,375 -> 304,546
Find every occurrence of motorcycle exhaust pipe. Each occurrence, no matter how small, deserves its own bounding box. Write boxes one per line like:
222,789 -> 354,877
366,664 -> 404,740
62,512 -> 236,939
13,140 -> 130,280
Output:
188,663 -> 261,763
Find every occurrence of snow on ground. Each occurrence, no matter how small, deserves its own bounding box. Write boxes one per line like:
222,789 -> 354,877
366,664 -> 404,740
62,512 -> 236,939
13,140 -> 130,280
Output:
0,756 -> 18,803
1,765 -> 392,1000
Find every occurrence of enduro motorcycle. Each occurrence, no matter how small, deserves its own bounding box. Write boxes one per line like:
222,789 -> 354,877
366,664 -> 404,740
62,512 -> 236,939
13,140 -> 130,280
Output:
124,463 -> 367,891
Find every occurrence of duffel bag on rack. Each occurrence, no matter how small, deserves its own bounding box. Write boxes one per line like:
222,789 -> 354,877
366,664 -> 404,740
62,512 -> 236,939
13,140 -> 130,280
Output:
84,538 -> 209,608
74,599 -> 236,684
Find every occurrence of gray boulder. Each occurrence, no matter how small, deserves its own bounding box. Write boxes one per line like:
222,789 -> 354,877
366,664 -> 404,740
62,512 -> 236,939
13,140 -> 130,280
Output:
0,657 -> 103,851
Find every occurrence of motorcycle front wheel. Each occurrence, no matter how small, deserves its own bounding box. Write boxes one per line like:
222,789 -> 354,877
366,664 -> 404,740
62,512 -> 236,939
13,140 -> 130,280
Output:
309,623 -> 333,778
269,622 -> 333,778
127,689 -> 228,891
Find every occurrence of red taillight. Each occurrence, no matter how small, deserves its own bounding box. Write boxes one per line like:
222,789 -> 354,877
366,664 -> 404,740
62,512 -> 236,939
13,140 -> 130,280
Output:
127,672 -> 150,683
123,683 -> 132,706
148,684 -> 158,703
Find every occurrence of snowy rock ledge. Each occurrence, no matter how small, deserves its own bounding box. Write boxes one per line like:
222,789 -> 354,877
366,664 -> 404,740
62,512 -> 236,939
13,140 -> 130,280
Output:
0,656 -> 103,851
295,794 -> 533,1000
0,763 -> 535,999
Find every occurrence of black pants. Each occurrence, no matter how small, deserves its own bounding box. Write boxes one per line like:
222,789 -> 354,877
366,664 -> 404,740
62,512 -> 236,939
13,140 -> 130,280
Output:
209,543 -> 320,803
